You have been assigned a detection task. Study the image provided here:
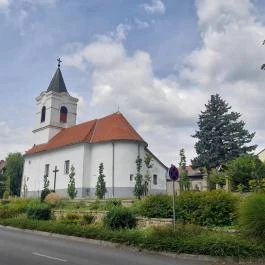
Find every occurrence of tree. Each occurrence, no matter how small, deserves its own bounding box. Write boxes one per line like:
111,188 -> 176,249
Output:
134,156 -> 144,199
95,163 -> 107,199
227,155 -> 265,192
209,169 -> 227,189
178,148 -> 190,191
68,165 -> 78,199
0,172 -> 5,198
3,153 -> 24,196
41,174 -> 50,202
192,94 -> 256,171
143,153 -> 153,196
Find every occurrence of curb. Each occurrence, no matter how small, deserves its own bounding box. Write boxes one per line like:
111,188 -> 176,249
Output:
0,225 -> 264,264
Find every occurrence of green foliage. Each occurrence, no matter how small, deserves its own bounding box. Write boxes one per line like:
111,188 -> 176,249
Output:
1,217 -> 265,258
134,156 -> 144,199
95,163 -> 107,199
133,194 -> 172,218
178,149 -> 191,191
27,201 -> 51,220
240,193 -> 265,242
176,191 -> 239,226
104,199 -> 122,210
192,94 -> 256,170
249,178 -> 265,192
67,165 -> 78,199
0,172 -> 5,198
227,155 -> 265,192
104,207 -> 137,230
44,192 -> 64,208
81,214 -> 95,225
209,169 -> 227,188
3,153 -> 24,196
3,190 -> 9,199
143,153 -> 153,196
41,174 -> 50,202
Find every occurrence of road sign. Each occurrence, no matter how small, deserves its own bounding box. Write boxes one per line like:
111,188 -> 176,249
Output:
169,164 -> 179,181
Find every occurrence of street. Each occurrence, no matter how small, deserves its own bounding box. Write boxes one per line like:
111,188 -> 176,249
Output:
0,226 -> 213,265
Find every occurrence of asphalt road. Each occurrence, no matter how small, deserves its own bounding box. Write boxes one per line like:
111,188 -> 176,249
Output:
0,226 -> 214,265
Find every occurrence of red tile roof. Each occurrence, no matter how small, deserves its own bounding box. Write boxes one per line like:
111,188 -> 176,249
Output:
26,112 -> 145,155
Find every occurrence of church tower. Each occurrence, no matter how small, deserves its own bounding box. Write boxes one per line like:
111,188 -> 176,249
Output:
33,59 -> 79,144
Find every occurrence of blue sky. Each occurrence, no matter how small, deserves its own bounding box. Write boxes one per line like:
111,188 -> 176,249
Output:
1,0 -> 265,166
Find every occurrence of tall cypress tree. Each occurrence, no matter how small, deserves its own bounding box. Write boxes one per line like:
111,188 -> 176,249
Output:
192,94 -> 256,170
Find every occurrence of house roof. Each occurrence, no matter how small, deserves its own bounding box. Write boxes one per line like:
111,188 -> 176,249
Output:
47,67 -> 68,93
26,112 -> 146,155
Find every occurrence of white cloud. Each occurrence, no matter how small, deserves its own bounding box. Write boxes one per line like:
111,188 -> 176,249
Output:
142,0 -> 166,15
63,0 -> 265,165
135,18 -> 150,29
0,0 -> 10,10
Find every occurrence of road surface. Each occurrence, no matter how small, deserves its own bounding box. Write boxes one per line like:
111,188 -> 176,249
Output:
0,226 -> 214,265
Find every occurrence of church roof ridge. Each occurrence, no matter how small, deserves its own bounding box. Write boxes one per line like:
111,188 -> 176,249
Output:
25,112 -> 146,155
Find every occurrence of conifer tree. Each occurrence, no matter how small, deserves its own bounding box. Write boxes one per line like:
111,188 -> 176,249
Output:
178,148 -> 190,191
67,165 -> 77,199
143,153 -> 153,196
95,163 -> 107,199
41,174 -> 50,202
192,94 -> 256,170
134,156 -> 144,199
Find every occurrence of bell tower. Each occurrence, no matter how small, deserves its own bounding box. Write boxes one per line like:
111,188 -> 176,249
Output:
33,59 -> 79,144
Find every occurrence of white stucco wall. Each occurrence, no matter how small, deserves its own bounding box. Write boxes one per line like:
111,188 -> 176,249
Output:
23,144 -> 85,197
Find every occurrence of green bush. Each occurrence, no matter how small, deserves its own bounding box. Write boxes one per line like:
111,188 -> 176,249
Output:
103,199 -> 122,210
40,189 -> 50,203
27,202 -> 51,220
0,206 -> 20,218
81,214 -> 95,225
176,191 -> 239,226
240,193 -> 265,242
133,194 -> 172,218
104,207 -> 136,230
3,191 -> 9,199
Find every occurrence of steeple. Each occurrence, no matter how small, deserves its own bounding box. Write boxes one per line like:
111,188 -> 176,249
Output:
47,58 -> 68,93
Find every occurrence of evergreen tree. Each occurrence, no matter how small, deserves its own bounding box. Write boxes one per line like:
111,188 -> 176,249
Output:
178,148 -> 190,191
95,163 -> 107,199
3,153 -> 24,196
134,156 -> 144,199
192,94 -> 256,171
41,174 -> 50,202
143,153 -> 153,196
68,165 -> 78,199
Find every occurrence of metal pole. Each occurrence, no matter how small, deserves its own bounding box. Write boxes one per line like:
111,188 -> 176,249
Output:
172,180 -> 176,231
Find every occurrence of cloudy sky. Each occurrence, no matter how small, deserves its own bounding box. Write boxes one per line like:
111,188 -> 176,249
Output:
1,0 -> 265,166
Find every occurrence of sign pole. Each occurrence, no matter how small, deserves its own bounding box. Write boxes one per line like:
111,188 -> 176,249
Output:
172,179 -> 176,231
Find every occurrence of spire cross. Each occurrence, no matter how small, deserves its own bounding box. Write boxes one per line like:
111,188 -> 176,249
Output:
57,58 -> 62,68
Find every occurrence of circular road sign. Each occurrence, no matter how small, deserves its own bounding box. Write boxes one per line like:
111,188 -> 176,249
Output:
169,164 -> 179,181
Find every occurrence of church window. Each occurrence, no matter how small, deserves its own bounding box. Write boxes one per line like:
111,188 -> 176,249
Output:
44,164 -> 49,177
130,174 -> 134,181
64,160 -> 70,174
60,106 -> 68,123
153,174 -> 157,185
41,106 -> 46,123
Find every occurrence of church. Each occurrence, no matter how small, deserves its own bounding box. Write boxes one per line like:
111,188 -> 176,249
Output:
22,61 -> 168,198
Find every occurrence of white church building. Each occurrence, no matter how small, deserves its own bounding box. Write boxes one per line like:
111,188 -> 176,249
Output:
22,62 -> 168,198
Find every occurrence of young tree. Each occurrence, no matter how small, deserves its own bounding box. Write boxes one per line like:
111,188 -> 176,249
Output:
41,174 -> 50,202
178,148 -> 190,191
227,155 -> 265,192
0,172 -> 5,198
192,94 -> 256,171
95,162 -> 107,199
134,155 -> 144,199
68,165 -> 78,199
143,153 -> 153,196
4,153 -> 24,196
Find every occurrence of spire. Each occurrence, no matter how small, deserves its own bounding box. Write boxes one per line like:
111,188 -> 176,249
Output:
47,58 -> 68,93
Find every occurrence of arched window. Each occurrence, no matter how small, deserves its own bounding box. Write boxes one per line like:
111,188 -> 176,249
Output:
60,106 -> 68,123
41,106 -> 46,123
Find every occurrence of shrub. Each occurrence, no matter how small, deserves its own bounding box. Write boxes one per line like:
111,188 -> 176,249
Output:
240,193 -> 265,242
104,207 -> 136,230
133,194 -> 172,218
81,214 -> 95,225
40,189 -> 50,203
44,192 -> 64,208
104,199 -> 122,210
27,202 -> 51,220
65,213 -> 80,220
0,206 -> 20,219
89,200 -> 102,210
3,191 -> 9,199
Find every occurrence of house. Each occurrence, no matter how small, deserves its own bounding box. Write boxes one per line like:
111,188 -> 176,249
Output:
22,62 -> 168,198
257,148 -> 265,162
167,165 -> 208,194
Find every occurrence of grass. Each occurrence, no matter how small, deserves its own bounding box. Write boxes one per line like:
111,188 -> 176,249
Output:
0,217 -> 264,259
